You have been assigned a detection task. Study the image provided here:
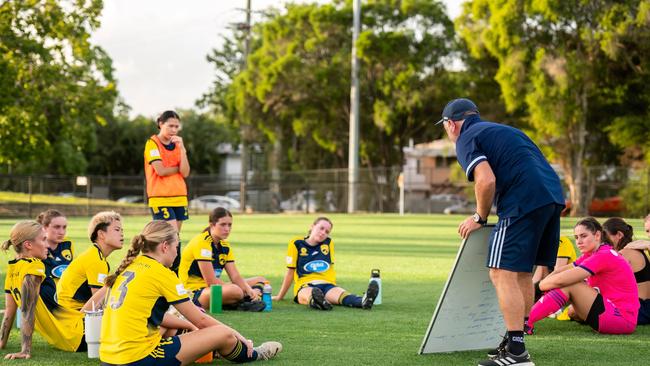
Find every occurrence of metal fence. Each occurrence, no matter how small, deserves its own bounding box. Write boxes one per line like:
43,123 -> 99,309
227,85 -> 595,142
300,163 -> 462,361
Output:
0,166 -> 648,217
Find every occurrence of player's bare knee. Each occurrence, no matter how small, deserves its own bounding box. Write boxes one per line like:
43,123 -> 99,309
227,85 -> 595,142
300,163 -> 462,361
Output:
208,324 -> 235,343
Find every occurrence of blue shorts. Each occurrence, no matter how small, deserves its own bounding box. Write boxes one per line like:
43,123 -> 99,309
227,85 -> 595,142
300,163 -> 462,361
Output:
638,298 -> 650,325
294,283 -> 337,303
151,206 -> 189,221
487,203 -> 564,272
191,288 -> 205,307
100,336 -> 181,366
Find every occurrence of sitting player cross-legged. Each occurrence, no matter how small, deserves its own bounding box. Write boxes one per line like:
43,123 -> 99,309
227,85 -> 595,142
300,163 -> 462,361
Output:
274,216 -> 378,311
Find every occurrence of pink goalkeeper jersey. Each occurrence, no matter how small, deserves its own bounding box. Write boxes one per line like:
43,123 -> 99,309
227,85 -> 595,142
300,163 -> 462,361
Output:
574,244 -> 639,320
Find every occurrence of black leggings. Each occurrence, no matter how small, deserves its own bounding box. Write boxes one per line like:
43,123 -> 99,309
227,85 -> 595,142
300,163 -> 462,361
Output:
585,293 -> 606,331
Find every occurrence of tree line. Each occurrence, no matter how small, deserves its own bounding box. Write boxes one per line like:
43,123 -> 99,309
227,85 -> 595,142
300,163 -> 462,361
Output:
1,0 -> 649,215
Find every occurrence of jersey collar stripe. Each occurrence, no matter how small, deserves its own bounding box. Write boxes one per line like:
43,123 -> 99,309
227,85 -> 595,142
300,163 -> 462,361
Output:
465,155 -> 487,178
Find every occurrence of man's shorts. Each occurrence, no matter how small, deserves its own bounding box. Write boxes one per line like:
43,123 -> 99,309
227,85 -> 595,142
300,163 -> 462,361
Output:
293,282 -> 337,303
191,288 -> 205,307
100,336 -> 181,366
487,203 -> 564,272
151,206 -> 189,221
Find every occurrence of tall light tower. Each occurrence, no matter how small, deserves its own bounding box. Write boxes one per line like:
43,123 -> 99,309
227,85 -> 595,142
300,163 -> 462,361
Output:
239,0 -> 252,213
348,0 -> 361,213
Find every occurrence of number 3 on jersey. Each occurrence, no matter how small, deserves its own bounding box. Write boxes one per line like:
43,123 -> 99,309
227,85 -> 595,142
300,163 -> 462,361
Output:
110,271 -> 135,309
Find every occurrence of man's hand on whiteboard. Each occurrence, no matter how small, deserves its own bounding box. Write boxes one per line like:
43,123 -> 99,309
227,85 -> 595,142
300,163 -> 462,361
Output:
458,217 -> 482,239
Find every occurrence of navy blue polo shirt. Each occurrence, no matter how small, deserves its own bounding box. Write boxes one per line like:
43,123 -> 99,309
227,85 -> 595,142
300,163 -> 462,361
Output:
455,115 -> 564,218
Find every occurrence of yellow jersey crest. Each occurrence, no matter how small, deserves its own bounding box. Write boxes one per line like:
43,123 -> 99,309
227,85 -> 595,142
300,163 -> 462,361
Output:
61,249 -> 73,261
320,245 -> 329,255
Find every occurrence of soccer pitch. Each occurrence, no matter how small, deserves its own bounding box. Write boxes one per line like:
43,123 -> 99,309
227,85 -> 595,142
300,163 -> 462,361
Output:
0,214 -> 648,365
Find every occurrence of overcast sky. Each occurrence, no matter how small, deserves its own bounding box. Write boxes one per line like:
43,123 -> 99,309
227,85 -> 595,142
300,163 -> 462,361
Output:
91,0 -> 463,118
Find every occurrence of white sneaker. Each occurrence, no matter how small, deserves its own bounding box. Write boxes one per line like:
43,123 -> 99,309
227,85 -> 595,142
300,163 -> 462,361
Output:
255,341 -> 283,361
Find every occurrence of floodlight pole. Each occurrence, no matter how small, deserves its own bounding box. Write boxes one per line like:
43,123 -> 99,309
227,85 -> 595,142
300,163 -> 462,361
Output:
347,0 -> 361,213
239,0 -> 252,213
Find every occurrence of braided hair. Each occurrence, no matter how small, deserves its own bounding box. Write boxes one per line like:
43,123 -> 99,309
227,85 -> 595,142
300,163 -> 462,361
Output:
104,221 -> 177,287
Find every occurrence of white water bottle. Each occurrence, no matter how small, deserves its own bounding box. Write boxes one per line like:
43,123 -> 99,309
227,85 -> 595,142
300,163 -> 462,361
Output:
370,269 -> 382,305
84,309 -> 103,358
262,281 -> 272,311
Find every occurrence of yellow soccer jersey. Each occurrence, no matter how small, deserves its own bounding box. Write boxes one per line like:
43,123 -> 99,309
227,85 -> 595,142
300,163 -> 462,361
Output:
144,139 -> 187,208
56,244 -> 110,311
179,230 -> 236,292
4,258 -> 84,352
286,236 -> 337,295
99,255 -> 190,364
558,236 -> 577,264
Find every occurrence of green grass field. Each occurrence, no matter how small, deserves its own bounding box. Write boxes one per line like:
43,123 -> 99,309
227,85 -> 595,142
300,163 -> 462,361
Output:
0,214 -> 648,365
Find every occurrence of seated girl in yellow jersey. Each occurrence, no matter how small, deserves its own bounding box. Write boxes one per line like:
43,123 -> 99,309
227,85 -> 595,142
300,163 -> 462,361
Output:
34,209 -> 75,311
0,221 -> 86,359
144,110 -> 191,273
274,217 -> 379,311
179,208 -> 268,312
99,220 -> 282,365
57,211 -> 124,311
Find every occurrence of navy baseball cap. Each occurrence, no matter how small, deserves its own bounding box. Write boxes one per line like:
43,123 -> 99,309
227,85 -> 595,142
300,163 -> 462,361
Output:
436,98 -> 479,125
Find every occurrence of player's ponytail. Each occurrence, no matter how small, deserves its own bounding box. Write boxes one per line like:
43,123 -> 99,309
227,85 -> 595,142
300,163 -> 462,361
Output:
1,239 -> 13,251
603,217 -> 634,251
1,221 -> 42,254
105,221 -> 177,287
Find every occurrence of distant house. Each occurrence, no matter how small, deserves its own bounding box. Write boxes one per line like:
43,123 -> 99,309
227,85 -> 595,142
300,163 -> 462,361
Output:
217,143 -> 242,178
402,139 -> 458,195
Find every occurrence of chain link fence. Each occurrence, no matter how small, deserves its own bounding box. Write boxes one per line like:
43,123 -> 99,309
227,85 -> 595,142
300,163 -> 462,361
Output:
0,166 -> 648,217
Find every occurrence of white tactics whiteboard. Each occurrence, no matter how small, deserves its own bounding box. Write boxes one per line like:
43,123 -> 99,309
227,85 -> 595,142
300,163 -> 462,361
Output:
420,225 -> 505,354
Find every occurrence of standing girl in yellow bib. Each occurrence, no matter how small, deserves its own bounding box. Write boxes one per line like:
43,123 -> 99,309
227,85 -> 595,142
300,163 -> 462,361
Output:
144,110 -> 190,272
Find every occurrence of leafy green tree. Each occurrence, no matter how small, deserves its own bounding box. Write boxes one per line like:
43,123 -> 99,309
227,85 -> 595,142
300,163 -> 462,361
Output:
207,0 -> 456,173
457,0 -> 650,215
0,0 -> 117,174
87,112 -> 152,175
179,109 -> 236,175
620,168 -> 650,217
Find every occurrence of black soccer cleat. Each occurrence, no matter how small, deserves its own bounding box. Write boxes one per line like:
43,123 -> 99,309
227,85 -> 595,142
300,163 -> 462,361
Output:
236,299 -> 266,312
309,287 -> 333,310
361,281 -> 379,309
478,350 -> 535,366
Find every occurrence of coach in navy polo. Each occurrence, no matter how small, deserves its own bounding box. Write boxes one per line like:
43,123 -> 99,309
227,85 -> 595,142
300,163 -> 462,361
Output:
437,98 -> 564,366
